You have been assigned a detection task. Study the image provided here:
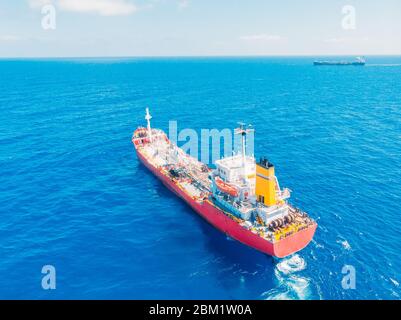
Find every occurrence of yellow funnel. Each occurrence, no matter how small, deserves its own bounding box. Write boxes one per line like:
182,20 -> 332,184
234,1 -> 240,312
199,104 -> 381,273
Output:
256,158 -> 277,206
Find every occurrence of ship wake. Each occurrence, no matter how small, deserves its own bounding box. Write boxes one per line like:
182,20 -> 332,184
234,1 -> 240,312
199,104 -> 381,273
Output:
261,255 -> 314,300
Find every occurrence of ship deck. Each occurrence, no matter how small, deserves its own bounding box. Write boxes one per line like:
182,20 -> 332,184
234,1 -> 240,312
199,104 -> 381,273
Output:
133,127 -> 316,253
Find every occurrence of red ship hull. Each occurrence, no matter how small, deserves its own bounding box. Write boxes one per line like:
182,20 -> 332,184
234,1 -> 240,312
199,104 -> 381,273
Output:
135,148 -> 316,258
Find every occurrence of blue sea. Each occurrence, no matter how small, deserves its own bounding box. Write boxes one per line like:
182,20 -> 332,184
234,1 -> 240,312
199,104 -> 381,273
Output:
0,56 -> 400,300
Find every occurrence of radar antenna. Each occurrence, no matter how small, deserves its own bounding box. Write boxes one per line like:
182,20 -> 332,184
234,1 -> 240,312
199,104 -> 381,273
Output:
145,107 -> 152,141
234,123 -> 254,177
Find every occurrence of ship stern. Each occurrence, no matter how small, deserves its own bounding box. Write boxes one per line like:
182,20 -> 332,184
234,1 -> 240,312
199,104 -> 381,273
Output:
272,223 -> 317,258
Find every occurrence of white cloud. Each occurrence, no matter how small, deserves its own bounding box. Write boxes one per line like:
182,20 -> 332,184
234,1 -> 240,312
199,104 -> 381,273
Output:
0,35 -> 20,42
240,34 -> 282,42
28,0 -> 138,16
324,37 -> 369,44
178,0 -> 189,10
324,37 -> 348,44
28,0 -> 52,8
59,0 -> 137,16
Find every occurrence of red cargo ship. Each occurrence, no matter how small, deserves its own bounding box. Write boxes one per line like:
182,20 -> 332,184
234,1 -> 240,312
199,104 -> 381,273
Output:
132,109 -> 317,258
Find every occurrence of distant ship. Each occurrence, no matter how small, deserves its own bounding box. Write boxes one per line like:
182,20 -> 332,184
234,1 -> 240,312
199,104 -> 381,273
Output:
132,108 -> 317,258
314,56 -> 366,66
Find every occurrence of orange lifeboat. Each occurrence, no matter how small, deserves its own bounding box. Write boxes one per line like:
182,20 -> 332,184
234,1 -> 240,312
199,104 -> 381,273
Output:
215,176 -> 239,197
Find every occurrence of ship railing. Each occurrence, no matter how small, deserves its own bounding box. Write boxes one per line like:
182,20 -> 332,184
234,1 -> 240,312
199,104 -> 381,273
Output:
278,188 -> 291,200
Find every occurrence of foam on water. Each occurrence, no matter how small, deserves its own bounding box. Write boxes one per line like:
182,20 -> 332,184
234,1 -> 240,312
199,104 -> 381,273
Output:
390,278 -> 399,287
276,254 -> 307,275
336,239 -> 352,251
262,254 -> 316,300
263,288 -> 293,300
366,64 -> 401,67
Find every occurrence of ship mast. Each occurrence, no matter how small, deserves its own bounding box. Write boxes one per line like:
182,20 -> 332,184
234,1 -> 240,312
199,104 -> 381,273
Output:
235,123 -> 254,178
145,107 -> 152,141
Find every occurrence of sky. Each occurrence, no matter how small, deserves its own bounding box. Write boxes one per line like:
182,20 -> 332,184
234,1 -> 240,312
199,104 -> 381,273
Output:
0,0 -> 400,57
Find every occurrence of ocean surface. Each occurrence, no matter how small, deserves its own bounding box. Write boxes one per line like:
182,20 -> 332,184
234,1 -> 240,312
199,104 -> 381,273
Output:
0,56 -> 400,300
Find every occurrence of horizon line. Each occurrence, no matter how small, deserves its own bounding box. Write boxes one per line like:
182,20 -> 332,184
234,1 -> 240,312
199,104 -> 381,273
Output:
1,54 -> 401,60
